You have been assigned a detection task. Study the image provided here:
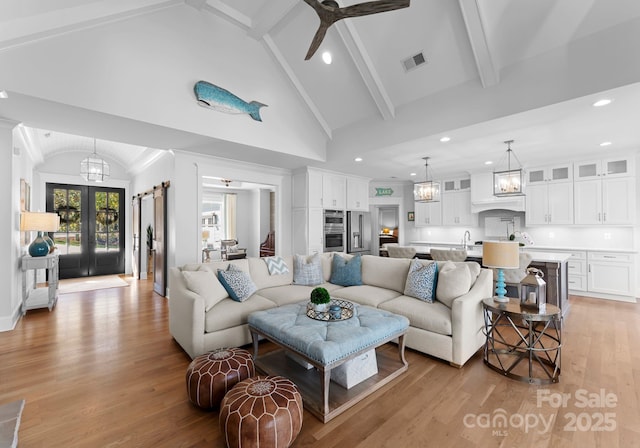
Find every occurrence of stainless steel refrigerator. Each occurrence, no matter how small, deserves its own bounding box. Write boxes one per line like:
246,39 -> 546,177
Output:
347,211 -> 371,255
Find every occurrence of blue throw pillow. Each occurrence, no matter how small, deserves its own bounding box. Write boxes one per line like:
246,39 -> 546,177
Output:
217,265 -> 257,302
330,253 -> 362,287
404,259 -> 438,302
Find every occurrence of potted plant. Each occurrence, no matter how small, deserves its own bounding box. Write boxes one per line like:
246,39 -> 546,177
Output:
310,287 -> 331,312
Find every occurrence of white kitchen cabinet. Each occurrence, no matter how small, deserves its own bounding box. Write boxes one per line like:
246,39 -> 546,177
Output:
574,156 -> 634,180
527,164 -> 573,184
293,169 -> 323,208
566,251 -> 586,292
574,177 -> 635,225
525,181 -> 573,225
442,178 -> 471,192
442,190 -> 477,226
414,200 -> 442,226
587,252 -> 635,298
322,173 -> 346,209
346,177 -> 370,211
292,207 -> 323,255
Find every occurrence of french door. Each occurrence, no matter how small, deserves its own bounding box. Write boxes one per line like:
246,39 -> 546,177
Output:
46,183 -> 125,279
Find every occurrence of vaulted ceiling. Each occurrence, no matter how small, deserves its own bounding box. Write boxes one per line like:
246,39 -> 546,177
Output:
1,0 -> 640,180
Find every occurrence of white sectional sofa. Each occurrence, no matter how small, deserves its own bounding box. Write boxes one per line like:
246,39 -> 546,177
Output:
168,253 -> 493,367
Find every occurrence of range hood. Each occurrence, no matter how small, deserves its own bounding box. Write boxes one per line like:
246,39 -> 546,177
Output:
470,172 -> 525,213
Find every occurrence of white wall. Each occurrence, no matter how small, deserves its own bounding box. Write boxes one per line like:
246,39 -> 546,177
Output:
0,121 -> 25,331
0,4 -> 327,162
168,150 -> 292,286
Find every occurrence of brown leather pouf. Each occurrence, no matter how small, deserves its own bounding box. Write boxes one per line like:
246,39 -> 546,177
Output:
186,348 -> 255,410
220,376 -> 303,448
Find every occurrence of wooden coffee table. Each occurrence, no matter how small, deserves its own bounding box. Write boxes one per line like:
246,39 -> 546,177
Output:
248,301 -> 409,423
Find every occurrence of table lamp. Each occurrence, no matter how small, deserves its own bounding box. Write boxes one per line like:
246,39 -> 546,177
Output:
21,212 -> 61,257
482,241 -> 520,303
202,230 -> 210,247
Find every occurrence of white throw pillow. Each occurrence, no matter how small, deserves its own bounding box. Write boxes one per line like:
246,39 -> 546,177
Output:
436,261 -> 471,308
182,270 -> 228,311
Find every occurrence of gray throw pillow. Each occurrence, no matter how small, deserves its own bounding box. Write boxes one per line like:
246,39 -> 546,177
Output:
293,253 -> 323,286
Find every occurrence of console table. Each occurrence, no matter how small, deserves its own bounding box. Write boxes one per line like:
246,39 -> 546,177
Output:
21,253 -> 59,315
483,298 -> 561,384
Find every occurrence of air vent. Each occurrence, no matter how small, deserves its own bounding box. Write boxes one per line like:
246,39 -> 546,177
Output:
402,52 -> 427,73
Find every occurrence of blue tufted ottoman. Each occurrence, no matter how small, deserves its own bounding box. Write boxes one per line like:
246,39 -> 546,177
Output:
248,301 -> 409,422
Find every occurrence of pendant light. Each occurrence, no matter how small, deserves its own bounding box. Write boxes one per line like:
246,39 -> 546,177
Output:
413,157 -> 441,203
80,139 -> 110,182
493,140 -> 525,197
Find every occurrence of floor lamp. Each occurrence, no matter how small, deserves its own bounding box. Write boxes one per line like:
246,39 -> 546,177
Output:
483,241 -> 520,303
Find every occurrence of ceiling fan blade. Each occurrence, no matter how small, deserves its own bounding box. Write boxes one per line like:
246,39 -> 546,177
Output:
305,23 -> 331,60
338,0 -> 410,19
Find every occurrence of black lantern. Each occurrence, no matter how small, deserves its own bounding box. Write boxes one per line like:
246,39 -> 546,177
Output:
520,267 -> 546,310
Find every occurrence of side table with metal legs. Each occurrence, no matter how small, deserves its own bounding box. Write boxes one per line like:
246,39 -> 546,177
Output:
482,298 -> 562,384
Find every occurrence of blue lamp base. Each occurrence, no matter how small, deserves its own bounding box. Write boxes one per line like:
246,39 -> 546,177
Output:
28,232 -> 50,257
494,268 -> 509,303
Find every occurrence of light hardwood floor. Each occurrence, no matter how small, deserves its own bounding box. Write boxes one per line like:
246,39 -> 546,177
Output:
2,278 -> 639,447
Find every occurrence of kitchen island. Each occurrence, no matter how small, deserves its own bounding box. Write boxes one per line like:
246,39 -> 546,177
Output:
410,242 -> 570,316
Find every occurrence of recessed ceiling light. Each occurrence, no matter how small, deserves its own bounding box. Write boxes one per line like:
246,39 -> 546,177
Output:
484,161 -> 493,165
600,141 -> 612,146
0,90 -> 8,99
322,51 -> 332,65
440,136 -> 451,142
593,99 -> 612,107
410,172 -> 417,176
354,157 -> 363,162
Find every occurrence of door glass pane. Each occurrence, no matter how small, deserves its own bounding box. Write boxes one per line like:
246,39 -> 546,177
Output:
94,191 -> 121,252
107,192 -> 120,233
578,163 -> 597,178
607,160 -> 627,175
69,232 -> 81,254
53,233 -> 68,255
551,167 -> 569,180
96,232 -> 107,252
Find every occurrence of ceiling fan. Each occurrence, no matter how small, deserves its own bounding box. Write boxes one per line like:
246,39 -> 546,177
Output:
303,0 -> 410,60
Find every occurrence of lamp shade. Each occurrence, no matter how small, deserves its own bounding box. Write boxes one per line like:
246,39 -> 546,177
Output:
482,241 -> 520,269
20,212 -> 60,232
202,230 -> 210,239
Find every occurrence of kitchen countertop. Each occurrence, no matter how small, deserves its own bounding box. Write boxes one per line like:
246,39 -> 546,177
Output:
410,244 -> 571,263
410,241 -> 637,255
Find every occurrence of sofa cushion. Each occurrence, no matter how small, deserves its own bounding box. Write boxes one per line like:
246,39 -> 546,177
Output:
257,285 -> 315,306
333,285 -> 401,308
182,270 -> 228,312
404,259 -> 438,302
436,261 -> 471,307
205,294 -> 276,333
330,253 -> 363,286
248,256 -> 294,290
217,265 -> 257,302
379,295 -> 452,336
199,259 -> 250,274
361,255 -> 410,294
293,254 -> 323,286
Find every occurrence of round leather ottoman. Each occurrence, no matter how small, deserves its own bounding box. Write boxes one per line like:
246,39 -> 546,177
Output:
186,348 -> 255,410
220,376 -> 303,448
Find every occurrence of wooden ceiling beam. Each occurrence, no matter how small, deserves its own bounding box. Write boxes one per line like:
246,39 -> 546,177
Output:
458,0 -> 499,88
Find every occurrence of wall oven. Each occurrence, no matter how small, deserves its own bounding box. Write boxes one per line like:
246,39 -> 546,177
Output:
323,210 -> 344,252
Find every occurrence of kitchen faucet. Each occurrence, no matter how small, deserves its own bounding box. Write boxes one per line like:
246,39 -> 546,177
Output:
462,230 -> 471,249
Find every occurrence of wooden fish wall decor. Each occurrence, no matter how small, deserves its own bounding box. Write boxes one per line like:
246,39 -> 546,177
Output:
194,80 -> 267,122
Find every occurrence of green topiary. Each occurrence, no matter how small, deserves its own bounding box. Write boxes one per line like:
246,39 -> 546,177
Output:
310,287 -> 330,305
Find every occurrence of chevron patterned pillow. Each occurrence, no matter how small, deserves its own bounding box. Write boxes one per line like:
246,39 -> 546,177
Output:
263,256 -> 289,275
